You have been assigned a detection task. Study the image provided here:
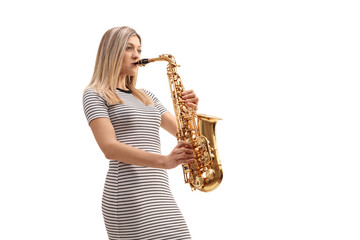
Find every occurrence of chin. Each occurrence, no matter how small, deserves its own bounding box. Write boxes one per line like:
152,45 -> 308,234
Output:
129,70 -> 138,77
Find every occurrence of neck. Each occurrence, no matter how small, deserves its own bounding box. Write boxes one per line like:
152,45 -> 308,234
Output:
118,74 -> 128,90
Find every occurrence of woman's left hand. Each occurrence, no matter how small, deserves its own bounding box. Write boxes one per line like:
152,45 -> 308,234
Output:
181,89 -> 199,111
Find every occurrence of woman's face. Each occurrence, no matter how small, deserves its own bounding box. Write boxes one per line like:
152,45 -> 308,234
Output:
121,35 -> 142,77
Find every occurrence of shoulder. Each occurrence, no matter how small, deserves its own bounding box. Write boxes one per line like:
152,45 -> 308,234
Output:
83,87 -> 108,106
83,87 -> 99,97
82,87 -> 110,123
140,89 -> 157,100
140,88 -> 153,96
83,87 -> 105,100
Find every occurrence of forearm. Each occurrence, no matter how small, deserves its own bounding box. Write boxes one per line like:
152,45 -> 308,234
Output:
104,141 -> 165,168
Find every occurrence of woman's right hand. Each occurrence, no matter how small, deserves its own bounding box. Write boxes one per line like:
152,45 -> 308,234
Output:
163,141 -> 195,169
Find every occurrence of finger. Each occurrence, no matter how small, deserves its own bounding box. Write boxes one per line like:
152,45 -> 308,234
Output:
175,148 -> 193,156
180,158 -> 195,164
182,89 -> 194,95
185,102 -> 198,110
177,141 -> 193,148
174,147 -> 194,159
177,155 -> 195,164
182,90 -> 196,98
185,97 -> 198,103
194,97 -> 199,104
176,152 -> 193,160
182,92 -> 196,99
174,146 -> 193,155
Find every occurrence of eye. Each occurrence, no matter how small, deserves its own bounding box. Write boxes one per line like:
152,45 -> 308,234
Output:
137,49 -> 142,54
126,46 -> 133,50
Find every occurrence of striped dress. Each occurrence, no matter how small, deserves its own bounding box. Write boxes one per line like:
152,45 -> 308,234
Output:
83,88 -> 191,240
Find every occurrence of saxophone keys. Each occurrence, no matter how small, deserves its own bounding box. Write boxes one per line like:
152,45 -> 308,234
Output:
202,168 -> 215,181
203,151 -> 209,160
194,147 -> 200,153
183,164 -> 190,172
193,175 -> 204,189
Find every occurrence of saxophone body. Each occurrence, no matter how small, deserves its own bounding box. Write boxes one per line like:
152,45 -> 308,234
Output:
136,54 -> 223,192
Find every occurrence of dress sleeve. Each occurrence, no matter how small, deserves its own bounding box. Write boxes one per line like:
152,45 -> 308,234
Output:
142,89 -> 169,116
83,88 -> 110,124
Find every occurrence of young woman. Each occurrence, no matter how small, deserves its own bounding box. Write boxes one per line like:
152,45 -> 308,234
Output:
83,26 -> 199,240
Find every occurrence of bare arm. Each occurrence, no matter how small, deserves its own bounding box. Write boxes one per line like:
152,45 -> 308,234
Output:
161,112 -> 177,137
89,117 -> 194,169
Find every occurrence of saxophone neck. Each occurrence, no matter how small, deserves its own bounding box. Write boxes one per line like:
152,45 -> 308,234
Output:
135,54 -> 178,67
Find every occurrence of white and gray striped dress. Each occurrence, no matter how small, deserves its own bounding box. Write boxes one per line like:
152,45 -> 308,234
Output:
83,88 -> 191,240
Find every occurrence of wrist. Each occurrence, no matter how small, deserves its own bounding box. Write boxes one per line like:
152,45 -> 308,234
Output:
158,154 -> 168,169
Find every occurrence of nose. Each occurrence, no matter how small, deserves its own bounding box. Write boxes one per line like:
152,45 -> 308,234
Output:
132,50 -> 140,60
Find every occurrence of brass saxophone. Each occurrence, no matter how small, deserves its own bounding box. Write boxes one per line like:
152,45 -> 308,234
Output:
136,54 -> 223,192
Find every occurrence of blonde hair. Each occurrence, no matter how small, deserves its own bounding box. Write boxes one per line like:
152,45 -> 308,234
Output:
86,26 -> 153,105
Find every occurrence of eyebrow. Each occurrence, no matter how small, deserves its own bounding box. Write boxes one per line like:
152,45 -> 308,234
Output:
127,43 -> 141,48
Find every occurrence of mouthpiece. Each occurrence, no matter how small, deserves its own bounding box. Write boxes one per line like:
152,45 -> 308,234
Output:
135,59 -> 150,66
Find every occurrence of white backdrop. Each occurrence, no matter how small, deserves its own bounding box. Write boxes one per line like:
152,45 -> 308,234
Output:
1,1 -> 359,239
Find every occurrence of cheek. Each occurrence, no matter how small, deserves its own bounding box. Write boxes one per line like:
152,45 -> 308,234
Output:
122,52 -> 130,62
121,54 -> 131,69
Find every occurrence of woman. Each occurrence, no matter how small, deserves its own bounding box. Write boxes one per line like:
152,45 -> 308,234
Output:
83,26 -> 199,240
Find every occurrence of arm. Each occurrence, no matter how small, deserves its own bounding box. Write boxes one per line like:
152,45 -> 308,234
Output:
161,112 -> 177,137
89,117 -> 194,169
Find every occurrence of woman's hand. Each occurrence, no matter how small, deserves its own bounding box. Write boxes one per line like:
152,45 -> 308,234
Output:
182,89 -> 199,110
163,141 -> 195,169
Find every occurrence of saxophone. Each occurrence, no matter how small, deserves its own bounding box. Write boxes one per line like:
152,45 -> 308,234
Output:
136,54 -> 223,192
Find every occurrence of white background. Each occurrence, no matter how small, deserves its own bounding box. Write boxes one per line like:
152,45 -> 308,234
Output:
1,0 -> 359,239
